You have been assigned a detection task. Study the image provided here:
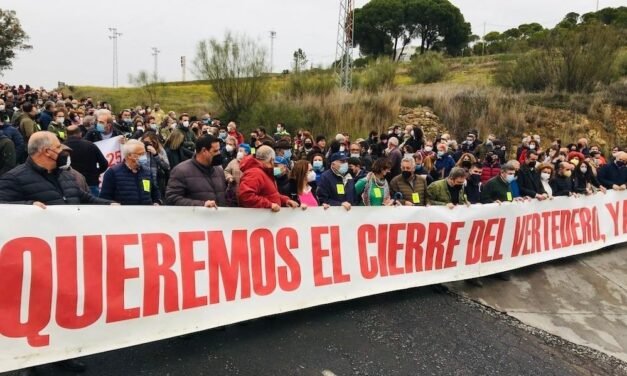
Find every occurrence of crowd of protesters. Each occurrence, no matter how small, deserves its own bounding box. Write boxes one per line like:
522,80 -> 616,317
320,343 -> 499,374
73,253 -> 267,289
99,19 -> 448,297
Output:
1,83 -> 626,375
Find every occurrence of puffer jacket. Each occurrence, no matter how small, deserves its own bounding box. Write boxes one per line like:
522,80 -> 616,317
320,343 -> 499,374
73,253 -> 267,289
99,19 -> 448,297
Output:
316,169 -> 356,206
481,162 -> 501,184
389,173 -> 429,206
0,158 -> 111,205
238,156 -> 290,208
165,157 -> 227,206
99,163 -> 160,205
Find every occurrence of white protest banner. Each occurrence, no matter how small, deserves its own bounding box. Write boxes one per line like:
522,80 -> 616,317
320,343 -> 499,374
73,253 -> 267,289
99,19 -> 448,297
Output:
95,135 -> 123,169
0,191 -> 626,371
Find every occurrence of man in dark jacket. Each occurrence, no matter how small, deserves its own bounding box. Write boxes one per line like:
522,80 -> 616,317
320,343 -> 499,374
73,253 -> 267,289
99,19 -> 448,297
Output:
517,150 -> 548,200
100,140 -> 161,205
64,125 -> 109,196
165,134 -> 228,207
480,162 -> 518,204
0,132 -> 112,207
551,162 -> 575,197
597,152 -> 627,190
465,163 -> 483,204
0,112 -> 25,162
84,109 -> 122,142
0,129 -> 16,176
38,100 -> 55,131
317,152 -> 355,210
238,146 -> 299,211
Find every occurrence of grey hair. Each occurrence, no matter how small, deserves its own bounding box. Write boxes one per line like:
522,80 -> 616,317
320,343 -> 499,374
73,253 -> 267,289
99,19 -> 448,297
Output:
501,161 -> 517,172
122,139 -> 144,159
95,109 -> 113,123
27,132 -> 54,156
448,167 -> 468,180
256,145 -> 276,162
388,137 -> 399,146
401,156 -> 416,168
225,136 -> 237,144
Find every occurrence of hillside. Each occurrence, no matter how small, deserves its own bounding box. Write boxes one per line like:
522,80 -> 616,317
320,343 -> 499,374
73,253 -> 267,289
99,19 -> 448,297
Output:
64,55 -> 627,150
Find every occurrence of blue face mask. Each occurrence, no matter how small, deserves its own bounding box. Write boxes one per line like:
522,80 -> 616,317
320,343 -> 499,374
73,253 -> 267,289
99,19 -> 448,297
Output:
96,123 -> 105,133
437,151 -> 445,158
273,167 -> 283,177
138,154 -> 149,166
313,161 -> 324,171
505,174 -> 516,183
415,165 -> 424,173
338,163 -> 349,175
283,150 -> 292,161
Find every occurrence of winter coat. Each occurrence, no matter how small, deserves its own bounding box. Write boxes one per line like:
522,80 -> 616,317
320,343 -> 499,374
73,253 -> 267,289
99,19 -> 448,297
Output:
434,155 -> 455,179
83,128 -> 122,143
47,121 -> 68,141
165,146 -> 193,169
550,175 -> 574,197
427,179 -> 468,206
64,137 -> 109,186
165,158 -> 227,206
17,113 -> 40,144
481,163 -> 501,184
0,158 -> 111,205
597,162 -> 627,189
0,131 -> 16,176
99,163 -> 160,205
481,175 -> 512,204
389,173 -> 429,206
38,110 -> 53,131
517,165 -> 545,198
317,169 -> 357,206
0,123 -> 25,162
238,156 -> 291,208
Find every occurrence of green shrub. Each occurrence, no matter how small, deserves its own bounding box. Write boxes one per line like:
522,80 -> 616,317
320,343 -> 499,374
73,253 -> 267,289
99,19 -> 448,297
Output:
409,53 -> 448,84
494,51 -> 556,91
285,72 -> 336,98
614,50 -> 627,77
356,57 -> 397,93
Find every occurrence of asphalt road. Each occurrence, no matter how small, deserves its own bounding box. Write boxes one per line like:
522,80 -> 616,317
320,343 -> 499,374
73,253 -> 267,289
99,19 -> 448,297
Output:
5,285 -> 625,376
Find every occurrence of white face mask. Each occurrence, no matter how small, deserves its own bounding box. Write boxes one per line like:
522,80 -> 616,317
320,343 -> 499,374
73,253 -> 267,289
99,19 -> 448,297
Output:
56,117 -> 65,123
0,105 -> 5,111
225,145 -> 235,153
236,151 -> 244,161
339,146 -> 345,152
307,171 -> 317,182
424,146 -> 433,152
541,172 -> 551,181
182,121 -> 190,128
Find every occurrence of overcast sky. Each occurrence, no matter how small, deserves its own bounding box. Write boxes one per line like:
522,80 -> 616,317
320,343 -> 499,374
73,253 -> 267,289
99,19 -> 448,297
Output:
1,0 -> 622,89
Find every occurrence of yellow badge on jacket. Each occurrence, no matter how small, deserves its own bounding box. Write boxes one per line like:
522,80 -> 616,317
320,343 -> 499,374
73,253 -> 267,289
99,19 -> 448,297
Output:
374,188 -> 382,198
58,131 -> 65,139
336,184 -> 345,195
506,192 -> 512,201
412,193 -> 420,204
142,179 -> 151,192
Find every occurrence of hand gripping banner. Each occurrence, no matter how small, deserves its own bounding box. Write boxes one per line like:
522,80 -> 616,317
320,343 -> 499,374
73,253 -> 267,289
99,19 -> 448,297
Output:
1,191 -> 626,371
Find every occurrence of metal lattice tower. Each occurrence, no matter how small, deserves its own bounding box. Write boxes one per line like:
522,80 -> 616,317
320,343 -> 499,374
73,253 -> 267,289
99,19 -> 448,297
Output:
151,47 -> 161,79
335,0 -> 355,91
108,28 -> 122,88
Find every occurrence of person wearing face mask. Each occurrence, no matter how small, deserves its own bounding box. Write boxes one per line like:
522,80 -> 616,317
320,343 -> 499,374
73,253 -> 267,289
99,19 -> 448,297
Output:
573,160 -> 604,195
516,150 -> 548,200
129,117 -> 146,140
273,122 -> 290,141
116,109 -> 134,134
17,102 -> 41,146
288,160 -> 320,207
274,139 -> 293,165
464,163 -> 483,204
99,140 -> 161,205
224,143 -> 251,206
311,153 -> 325,183
367,130 -> 379,147
176,113 -> 197,154
348,157 -> 367,183
480,162 -> 519,204
537,163 -> 554,198
238,146 -> 300,211
273,156 -> 291,196
355,158 -> 393,207
390,156 -> 429,207
296,137 -> 315,161
384,137 -> 403,181
140,133 -> 170,200
550,162 -> 576,197
227,121 -> 245,145
0,98 -> 15,121
597,151 -> 627,191
316,152 -> 356,210
455,153 -> 477,172
48,110 -> 67,142
164,129 -> 193,169
220,136 -> 238,168
475,134 -> 496,161
434,143 -> 455,180
165,135 -> 228,208
427,167 -> 469,209
84,109 -> 122,142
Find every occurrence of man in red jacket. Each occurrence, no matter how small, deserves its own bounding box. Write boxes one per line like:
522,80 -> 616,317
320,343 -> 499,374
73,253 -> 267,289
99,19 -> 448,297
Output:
238,145 -> 300,211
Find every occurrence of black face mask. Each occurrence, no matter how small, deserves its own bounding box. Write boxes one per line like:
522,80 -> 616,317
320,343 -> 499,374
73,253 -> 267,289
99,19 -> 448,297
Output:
462,161 -> 472,169
401,171 -> 412,180
211,154 -> 223,167
56,152 -> 69,170
304,143 -> 313,149
528,161 -> 537,169
470,174 -> 481,185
